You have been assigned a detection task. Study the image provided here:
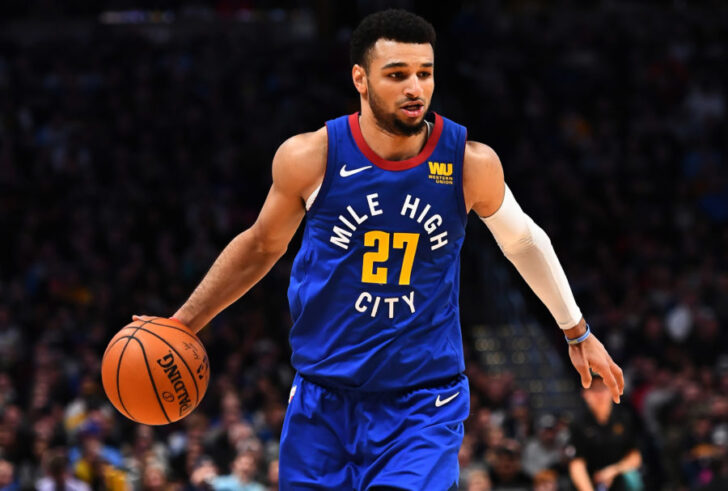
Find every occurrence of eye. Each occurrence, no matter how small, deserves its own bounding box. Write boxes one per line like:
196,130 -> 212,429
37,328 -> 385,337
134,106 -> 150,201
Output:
418,71 -> 432,78
388,72 -> 404,79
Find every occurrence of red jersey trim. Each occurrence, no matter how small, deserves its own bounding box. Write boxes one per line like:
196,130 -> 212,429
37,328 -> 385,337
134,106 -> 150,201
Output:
348,112 -> 444,171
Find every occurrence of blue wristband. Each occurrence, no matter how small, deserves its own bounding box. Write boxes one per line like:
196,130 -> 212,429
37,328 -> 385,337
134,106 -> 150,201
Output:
565,323 -> 591,345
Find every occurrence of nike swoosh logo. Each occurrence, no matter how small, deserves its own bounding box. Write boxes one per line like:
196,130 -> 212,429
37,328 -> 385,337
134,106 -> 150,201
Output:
435,391 -> 460,407
340,164 -> 372,177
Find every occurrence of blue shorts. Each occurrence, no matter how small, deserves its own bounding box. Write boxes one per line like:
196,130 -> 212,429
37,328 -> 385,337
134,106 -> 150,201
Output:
279,372 -> 469,490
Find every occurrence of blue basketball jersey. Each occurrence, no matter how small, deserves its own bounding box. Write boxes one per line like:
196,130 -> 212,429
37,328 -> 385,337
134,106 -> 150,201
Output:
287,112 -> 468,391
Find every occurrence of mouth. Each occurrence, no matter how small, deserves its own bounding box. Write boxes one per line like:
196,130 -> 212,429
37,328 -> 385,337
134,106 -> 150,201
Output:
400,101 -> 425,118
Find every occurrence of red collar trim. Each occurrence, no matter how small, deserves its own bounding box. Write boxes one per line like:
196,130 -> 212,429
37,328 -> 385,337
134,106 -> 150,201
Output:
348,112 -> 443,171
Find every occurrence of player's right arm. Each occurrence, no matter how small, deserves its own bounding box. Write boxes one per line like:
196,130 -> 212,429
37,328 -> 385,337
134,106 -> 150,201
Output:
168,128 -> 327,333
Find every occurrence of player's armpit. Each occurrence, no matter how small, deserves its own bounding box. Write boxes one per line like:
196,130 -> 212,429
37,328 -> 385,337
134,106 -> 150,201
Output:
462,140 -> 505,216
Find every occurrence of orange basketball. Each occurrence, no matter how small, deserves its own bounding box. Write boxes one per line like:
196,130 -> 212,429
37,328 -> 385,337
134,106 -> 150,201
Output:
101,317 -> 210,425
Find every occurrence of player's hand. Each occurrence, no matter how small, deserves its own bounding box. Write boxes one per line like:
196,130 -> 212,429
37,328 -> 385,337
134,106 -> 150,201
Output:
568,334 -> 624,403
131,315 -> 192,330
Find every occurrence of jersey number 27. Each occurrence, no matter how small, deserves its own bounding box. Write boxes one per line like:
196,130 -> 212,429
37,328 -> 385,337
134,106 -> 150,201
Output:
361,231 -> 419,285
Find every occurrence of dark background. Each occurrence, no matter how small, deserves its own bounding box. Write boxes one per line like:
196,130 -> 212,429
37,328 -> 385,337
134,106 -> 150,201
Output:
1,1 -> 727,489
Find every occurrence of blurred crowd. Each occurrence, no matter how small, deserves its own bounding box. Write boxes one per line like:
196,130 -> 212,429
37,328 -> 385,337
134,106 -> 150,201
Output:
1,2 -> 727,490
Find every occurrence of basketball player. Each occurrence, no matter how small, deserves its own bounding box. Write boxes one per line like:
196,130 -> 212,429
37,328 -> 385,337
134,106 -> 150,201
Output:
139,9 -> 624,490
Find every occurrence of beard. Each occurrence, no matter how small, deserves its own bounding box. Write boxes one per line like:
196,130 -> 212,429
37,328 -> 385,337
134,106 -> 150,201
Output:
367,84 -> 428,137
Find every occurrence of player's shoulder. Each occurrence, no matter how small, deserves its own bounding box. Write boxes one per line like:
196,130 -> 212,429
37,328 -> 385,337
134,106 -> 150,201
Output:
462,140 -> 505,214
275,126 -> 328,163
463,140 -> 503,184
464,140 -> 500,167
272,126 -> 327,188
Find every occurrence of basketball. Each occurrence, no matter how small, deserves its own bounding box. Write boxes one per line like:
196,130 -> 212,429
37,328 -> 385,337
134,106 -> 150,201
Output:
101,317 -> 210,425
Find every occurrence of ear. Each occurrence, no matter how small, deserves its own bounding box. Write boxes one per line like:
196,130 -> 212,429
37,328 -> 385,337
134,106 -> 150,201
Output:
352,64 -> 367,96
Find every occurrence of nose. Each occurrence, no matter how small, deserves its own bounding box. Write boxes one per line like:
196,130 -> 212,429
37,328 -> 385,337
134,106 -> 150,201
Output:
403,74 -> 423,99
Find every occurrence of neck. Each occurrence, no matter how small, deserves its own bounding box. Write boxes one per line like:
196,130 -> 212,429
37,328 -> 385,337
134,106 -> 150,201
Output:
359,104 -> 428,161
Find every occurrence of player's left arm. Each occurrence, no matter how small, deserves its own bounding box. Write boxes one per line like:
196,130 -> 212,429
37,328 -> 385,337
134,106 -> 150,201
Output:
463,141 -> 624,402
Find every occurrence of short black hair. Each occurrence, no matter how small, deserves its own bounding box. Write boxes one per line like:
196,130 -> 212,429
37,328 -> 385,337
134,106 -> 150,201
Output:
350,9 -> 436,70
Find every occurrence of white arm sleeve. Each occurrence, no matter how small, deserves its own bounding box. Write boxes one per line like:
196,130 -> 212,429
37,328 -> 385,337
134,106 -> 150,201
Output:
481,185 -> 582,329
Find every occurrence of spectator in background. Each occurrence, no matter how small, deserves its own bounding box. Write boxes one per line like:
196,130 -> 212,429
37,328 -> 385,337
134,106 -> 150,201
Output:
174,437 -> 212,485
36,449 -> 90,491
0,310 -> 22,375
189,456 -> 218,490
123,424 -> 170,489
521,413 -> 566,478
568,376 -> 642,491
0,459 -> 18,491
465,468 -> 492,491
168,413 -> 210,482
211,450 -> 264,491
14,415 -> 57,489
695,452 -> 728,491
71,424 -> 126,490
142,462 -> 170,491
266,459 -> 278,491
207,391 -> 246,474
458,433 -> 488,489
0,376 -> 17,413
488,439 -> 532,491
532,469 -> 558,491
503,390 -> 532,443
0,421 -> 21,466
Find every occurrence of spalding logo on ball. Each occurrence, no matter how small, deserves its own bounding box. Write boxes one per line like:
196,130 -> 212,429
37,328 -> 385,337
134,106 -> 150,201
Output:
101,316 -> 210,425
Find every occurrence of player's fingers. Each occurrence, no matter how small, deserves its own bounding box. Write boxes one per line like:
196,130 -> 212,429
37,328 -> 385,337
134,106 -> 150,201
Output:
580,359 -> 592,389
571,348 -> 592,388
595,358 -> 620,403
609,358 -> 625,395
